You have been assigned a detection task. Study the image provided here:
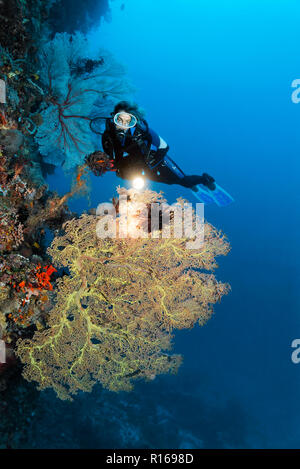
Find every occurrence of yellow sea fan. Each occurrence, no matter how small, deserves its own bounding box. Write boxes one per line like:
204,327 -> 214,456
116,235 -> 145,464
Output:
16,188 -> 230,400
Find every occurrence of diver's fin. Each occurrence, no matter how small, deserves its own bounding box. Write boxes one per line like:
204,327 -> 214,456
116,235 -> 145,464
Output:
191,187 -> 215,204
210,184 -> 234,207
191,184 -> 234,207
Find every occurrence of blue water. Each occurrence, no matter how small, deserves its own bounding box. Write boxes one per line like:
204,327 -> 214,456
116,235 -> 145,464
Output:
46,0 -> 300,448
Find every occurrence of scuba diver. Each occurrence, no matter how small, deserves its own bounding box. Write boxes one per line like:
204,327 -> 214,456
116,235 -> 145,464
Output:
86,101 -> 216,193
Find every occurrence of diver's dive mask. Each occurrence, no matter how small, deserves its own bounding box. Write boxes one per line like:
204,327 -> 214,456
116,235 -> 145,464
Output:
113,112 -> 137,139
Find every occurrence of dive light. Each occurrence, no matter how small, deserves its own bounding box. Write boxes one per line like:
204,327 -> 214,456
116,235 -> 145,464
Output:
132,176 -> 145,190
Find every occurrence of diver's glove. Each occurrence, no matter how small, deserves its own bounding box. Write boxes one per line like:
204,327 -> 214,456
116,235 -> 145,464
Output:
200,173 -> 216,190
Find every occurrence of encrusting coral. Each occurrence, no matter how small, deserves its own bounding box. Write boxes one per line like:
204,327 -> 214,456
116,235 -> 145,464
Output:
16,187 -> 230,400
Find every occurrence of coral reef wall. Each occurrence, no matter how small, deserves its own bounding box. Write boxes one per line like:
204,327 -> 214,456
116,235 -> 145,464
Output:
0,0 -> 86,395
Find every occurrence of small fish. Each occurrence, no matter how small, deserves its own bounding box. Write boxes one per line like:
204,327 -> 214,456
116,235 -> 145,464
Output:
33,242 -> 40,249
121,3 -> 125,10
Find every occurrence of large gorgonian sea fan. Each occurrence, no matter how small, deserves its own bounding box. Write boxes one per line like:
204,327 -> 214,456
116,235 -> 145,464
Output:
35,32 -> 133,171
16,188 -> 231,401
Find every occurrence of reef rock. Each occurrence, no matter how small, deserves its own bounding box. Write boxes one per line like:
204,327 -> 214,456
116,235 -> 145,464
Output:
0,129 -> 24,154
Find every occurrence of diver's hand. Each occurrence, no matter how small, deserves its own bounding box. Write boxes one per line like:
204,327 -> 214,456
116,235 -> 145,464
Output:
201,173 -> 216,191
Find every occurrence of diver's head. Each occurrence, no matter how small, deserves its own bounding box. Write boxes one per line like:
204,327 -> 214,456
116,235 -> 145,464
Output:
112,101 -> 145,140
114,111 -> 132,128
113,111 -> 137,131
112,101 -> 145,126
113,101 -> 144,120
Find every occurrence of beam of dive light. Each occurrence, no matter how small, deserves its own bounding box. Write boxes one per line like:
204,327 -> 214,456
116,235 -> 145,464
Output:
132,177 -> 145,190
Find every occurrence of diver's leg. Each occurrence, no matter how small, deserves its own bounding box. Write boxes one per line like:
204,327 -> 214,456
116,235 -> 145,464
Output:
145,163 -> 184,185
180,175 -> 206,188
145,155 -> 216,190
145,155 -> 187,185
146,161 -> 212,189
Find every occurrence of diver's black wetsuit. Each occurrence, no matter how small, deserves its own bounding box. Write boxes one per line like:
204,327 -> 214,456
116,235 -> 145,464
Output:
101,118 -> 214,189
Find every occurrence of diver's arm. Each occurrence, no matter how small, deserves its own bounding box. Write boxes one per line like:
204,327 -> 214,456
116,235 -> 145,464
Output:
101,130 -> 114,158
101,129 -> 125,170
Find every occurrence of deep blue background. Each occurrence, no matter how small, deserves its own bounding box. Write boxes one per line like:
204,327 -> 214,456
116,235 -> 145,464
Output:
46,0 -> 300,448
